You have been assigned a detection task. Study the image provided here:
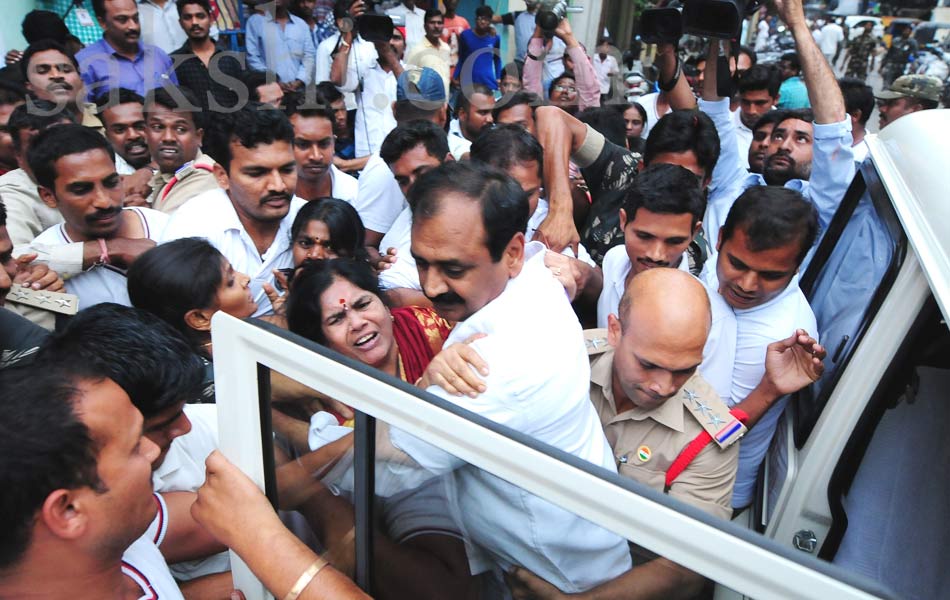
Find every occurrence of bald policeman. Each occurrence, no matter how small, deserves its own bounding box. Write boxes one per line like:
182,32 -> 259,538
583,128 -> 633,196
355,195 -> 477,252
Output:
507,268 -> 824,600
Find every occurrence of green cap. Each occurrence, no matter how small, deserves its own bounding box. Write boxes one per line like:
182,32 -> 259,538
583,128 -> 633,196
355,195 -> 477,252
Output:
875,74 -> 943,103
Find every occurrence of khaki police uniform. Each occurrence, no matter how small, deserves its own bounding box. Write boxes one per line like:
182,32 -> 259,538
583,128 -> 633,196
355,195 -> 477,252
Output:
587,333 -> 740,521
147,151 -> 220,214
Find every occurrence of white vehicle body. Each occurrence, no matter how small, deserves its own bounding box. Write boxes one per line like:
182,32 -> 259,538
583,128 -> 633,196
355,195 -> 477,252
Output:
213,109 -> 950,600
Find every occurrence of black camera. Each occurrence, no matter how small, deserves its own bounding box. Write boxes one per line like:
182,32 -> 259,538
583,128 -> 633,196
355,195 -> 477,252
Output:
337,0 -> 395,43
640,0 -> 764,44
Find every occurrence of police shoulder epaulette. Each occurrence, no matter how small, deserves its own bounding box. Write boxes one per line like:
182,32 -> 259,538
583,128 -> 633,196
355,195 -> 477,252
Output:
6,285 -> 79,315
681,377 -> 747,450
584,328 -> 610,356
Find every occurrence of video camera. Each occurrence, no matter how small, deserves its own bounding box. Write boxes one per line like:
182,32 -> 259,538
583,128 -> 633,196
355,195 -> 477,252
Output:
640,0 -> 764,44
338,0 -> 399,43
535,0 -> 584,37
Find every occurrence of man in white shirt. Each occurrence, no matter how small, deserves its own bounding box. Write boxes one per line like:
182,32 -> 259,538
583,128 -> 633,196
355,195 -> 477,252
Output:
732,65 -> 780,170
352,67 -> 447,248
447,82 -> 495,159
161,104 -> 302,317
701,185 -> 825,509
819,17 -> 845,65
390,161 -> 632,593
386,0 -> 426,50
26,125 -> 167,310
376,120 -> 452,307
591,38 -> 620,99
335,31 -> 402,157
595,163 -> 706,328
286,98 -> 358,203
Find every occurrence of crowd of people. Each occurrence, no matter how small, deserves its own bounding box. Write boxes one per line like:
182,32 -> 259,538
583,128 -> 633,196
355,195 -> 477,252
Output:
0,0 -> 943,598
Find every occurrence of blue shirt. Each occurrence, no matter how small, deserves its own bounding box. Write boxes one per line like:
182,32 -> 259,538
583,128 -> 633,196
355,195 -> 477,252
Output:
245,12 -> 317,85
454,29 -> 501,90
777,76 -> 811,109
700,97 -> 854,271
76,38 -> 178,99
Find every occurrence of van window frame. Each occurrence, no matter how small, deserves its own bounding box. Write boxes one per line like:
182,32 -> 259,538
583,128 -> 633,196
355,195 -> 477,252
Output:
794,163 -> 908,447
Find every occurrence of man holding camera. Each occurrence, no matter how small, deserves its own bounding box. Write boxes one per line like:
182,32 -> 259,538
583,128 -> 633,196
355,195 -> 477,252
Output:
701,0 -> 853,260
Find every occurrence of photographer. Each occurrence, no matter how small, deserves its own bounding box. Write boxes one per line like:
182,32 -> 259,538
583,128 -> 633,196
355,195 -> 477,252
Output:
523,17 -> 599,113
330,0 -> 402,156
700,0 -> 853,255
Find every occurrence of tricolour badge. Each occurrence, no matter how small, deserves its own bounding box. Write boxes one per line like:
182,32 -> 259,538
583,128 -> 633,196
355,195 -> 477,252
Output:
637,445 -> 652,463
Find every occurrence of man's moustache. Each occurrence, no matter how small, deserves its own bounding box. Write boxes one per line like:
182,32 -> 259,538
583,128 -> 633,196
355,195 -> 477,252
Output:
427,291 -> 464,306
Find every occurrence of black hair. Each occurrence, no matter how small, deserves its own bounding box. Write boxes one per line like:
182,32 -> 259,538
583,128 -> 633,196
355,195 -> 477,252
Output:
380,120 -> 449,166
20,39 -> 80,82
577,106 -> 628,148
644,110 -> 720,180
243,70 -> 282,98
838,77 -> 874,126
493,91 -> 541,120
36,303 -> 206,417
738,45 -> 757,67
501,61 -> 523,81
284,93 -> 334,121
291,197 -> 368,261
0,367 -> 105,569
392,99 -> 445,123
144,86 -> 205,131
203,102 -> 295,173
622,163 -> 705,227
287,258 -> 388,345
751,108 -> 793,134
409,161 -> 528,262
92,0 -> 110,20
475,5 -> 493,18
616,101 -> 648,130
333,0 -> 351,21
781,52 -> 801,72
27,123 -> 113,189
737,64 -> 780,97
548,72 -> 575,98
0,199 -> 6,227
0,83 -> 25,107
776,107 -> 814,126
424,8 -> 443,21
176,0 -> 213,16
94,87 -> 145,114
720,185 -> 818,264
22,10 -> 70,44
456,83 -> 494,114
470,123 -> 543,179
7,100 -> 76,154
315,81 -> 344,104
127,238 -> 226,347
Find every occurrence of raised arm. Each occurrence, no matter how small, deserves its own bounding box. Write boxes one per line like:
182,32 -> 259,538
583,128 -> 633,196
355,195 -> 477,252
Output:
657,42 -> 696,111
775,0 -> 844,124
554,18 -> 600,110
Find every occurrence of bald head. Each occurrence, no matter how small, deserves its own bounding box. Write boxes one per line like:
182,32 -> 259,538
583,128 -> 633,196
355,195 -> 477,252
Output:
618,268 -> 712,358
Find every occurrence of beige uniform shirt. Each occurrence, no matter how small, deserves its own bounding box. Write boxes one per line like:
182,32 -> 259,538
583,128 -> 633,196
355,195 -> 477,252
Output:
147,152 -> 221,214
589,349 -> 739,520
0,168 -> 63,246
405,36 -> 452,96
